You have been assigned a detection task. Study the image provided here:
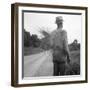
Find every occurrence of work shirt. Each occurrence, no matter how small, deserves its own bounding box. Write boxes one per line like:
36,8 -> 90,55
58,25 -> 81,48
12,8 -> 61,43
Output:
50,29 -> 70,62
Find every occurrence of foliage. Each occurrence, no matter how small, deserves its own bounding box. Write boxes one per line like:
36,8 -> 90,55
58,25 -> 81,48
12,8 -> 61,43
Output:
24,28 -> 80,52
69,39 -> 80,51
24,29 -> 31,47
24,29 -> 41,47
39,29 -> 50,38
30,34 -> 41,47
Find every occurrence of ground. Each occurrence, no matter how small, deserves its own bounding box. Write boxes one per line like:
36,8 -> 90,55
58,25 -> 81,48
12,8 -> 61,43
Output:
24,50 -> 53,77
24,47 -> 80,77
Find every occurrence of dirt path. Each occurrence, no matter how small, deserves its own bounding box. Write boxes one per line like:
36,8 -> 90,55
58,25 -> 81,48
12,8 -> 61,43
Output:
24,50 -> 53,77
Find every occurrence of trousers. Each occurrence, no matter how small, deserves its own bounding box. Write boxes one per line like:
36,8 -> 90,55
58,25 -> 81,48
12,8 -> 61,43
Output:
52,46 -> 67,76
53,61 -> 66,76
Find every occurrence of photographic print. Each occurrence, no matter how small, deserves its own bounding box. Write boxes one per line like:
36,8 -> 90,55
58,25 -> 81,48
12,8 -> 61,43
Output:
11,3 -> 88,87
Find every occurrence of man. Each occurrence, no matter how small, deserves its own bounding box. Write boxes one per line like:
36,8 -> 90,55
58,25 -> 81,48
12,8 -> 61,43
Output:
50,16 -> 71,76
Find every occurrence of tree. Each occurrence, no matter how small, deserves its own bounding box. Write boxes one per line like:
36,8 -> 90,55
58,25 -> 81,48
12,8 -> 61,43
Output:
24,29 -> 31,47
69,39 -> 80,51
31,34 -> 41,47
73,39 -> 78,44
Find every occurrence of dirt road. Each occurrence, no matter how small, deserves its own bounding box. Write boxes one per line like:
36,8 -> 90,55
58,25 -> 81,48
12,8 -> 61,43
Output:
24,50 -> 53,77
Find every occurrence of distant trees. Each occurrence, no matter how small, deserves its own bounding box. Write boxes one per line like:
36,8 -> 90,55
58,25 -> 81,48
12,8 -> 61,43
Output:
24,29 -> 41,47
24,29 -> 31,47
40,37 -> 50,50
30,34 -> 41,47
24,28 -> 80,51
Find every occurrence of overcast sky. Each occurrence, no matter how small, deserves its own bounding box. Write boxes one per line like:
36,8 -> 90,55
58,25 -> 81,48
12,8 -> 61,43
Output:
24,12 -> 82,44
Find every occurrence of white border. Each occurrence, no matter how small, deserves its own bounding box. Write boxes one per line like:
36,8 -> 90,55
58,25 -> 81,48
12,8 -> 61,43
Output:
18,6 -> 86,84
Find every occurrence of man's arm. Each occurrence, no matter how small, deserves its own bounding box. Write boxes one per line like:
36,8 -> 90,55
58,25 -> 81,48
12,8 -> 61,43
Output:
63,31 -> 71,63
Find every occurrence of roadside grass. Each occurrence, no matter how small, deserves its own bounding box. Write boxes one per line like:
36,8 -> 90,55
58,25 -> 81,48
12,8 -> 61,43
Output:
65,50 -> 80,75
24,47 -> 44,56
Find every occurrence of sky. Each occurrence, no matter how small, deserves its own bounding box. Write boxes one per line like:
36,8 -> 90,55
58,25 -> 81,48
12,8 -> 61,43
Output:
24,12 -> 82,44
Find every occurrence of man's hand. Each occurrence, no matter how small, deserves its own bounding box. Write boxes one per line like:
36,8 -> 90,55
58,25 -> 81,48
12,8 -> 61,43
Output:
67,55 -> 71,64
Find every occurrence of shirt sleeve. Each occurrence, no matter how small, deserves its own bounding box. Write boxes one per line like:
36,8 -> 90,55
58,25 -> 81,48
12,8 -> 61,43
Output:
49,32 -> 54,46
63,31 -> 70,55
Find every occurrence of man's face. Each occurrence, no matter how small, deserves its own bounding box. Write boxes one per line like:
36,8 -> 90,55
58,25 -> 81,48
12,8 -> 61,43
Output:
56,20 -> 63,25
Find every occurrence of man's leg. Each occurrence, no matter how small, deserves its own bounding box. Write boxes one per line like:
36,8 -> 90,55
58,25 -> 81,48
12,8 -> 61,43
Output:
53,62 -> 59,76
59,63 -> 66,75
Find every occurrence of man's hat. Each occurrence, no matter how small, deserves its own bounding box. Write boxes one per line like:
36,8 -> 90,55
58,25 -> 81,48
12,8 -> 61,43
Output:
55,16 -> 63,23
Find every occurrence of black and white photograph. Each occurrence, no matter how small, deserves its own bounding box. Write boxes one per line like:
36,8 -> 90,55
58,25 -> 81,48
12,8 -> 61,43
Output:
23,12 -> 81,77
11,3 -> 87,87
